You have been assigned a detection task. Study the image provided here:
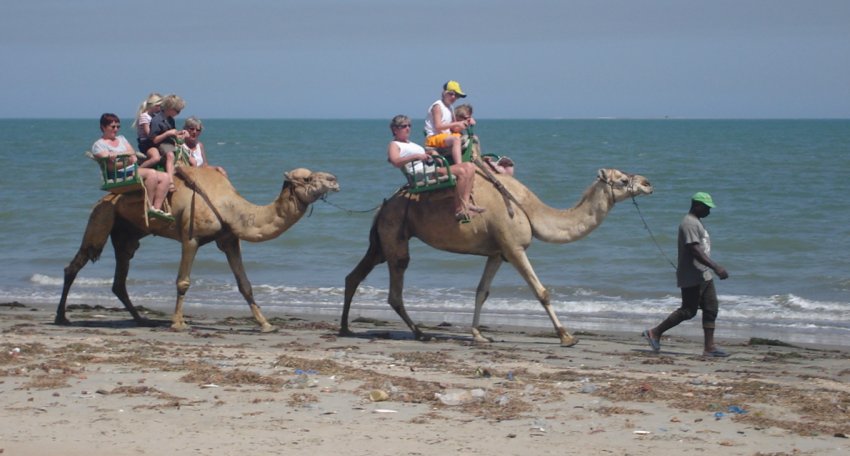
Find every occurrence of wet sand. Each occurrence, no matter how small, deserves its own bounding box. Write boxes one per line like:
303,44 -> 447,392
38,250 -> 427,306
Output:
1,301 -> 848,455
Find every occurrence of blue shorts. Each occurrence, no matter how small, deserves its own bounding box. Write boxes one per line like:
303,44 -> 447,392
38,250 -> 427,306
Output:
108,164 -> 137,180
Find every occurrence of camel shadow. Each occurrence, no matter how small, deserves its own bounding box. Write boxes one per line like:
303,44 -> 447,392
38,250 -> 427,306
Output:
344,328 -> 475,343
51,317 -> 172,329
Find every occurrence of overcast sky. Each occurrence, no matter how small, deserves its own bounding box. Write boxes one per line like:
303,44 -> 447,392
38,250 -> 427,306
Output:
2,0 -> 848,119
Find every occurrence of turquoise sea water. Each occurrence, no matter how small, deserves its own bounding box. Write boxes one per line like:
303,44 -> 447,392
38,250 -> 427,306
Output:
1,119 -> 848,346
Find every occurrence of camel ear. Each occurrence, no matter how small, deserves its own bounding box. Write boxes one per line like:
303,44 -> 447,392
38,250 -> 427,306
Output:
285,168 -> 312,184
597,169 -> 607,180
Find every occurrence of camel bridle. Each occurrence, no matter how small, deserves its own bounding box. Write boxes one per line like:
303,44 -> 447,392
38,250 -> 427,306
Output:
598,171 -> 638,205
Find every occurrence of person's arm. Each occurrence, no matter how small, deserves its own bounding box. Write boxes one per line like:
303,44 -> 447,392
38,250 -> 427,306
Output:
687,243 -> 729,279
197,143 -> 208,168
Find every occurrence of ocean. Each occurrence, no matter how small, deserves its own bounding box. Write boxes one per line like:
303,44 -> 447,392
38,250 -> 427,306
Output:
1,118 -> 848,347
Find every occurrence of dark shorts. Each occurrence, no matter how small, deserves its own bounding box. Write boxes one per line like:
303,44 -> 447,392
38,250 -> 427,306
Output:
137,138 -> 155,154
681,280 -> 719,328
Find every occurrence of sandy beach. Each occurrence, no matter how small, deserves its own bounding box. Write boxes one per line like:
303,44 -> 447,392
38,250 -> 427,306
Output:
1,301 -> 848,455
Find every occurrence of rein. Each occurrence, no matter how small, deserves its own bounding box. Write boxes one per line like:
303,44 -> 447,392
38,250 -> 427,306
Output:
631,196 -> 677,270
319,195 -> 381,214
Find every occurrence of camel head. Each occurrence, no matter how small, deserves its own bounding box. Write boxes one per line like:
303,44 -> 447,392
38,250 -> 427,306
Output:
596,168 -> 653,202
284,168 -> 340,205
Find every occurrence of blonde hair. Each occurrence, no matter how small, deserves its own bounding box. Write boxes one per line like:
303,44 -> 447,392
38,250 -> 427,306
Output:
454,104 -> 473,119
132,92 -> 163,128
389,115 -> 410,132
161,94 -> 186,112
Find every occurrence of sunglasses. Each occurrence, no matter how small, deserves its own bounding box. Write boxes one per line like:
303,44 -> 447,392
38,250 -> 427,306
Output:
395,124 -> 411,129
108,124 -> 121,129
186,127 -> 202,132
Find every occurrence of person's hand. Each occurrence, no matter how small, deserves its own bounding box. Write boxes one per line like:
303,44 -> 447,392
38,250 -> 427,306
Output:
714,266 -> 729,280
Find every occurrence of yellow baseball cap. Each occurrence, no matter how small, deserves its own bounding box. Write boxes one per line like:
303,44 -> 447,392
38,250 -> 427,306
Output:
691,192 -> 716,208
444,80 -> 466,97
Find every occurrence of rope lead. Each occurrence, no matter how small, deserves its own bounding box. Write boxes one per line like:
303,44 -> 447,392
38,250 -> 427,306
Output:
631,196 -> 677,270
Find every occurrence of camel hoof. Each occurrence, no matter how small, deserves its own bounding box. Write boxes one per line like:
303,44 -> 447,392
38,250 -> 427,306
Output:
560,336 -> 579,347
471,329 -> 493,344
170,322 -> 189,331
54,316 -> 71,326
259,323 -> 276,333
338,328 -> 355,337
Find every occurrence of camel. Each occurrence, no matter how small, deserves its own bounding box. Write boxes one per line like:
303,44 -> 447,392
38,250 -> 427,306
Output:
341,167 -> 652,346
56,167 -> 339,331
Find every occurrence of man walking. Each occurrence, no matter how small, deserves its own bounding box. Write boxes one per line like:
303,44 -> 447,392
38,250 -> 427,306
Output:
643,192 -> 730,357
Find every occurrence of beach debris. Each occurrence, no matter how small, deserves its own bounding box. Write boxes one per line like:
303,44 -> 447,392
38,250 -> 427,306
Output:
714,412 -> 725,420
834,433 -> 848,439
369,389 -> 389,402
8,347 -> 20,357
372,409 -> 397,413
633,430 -> 651,435
530,418 -> 549,434
200,383 -> 219,389
435,388 -> 485,406
579,378 -> 598,394
727,405 -> 747,414
748,337 -> 795,347
506,371 -> 515,381
474,367 -> 492,378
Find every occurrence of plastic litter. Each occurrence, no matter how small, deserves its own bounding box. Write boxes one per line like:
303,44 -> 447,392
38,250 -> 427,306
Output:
435,389 -> 475,406
369,389 -> 389,402
727,405 -> 747,414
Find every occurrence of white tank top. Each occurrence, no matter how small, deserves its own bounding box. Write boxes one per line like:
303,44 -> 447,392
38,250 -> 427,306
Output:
189,143 -> 204,167
424,100 -> 453,136
393,140 -> 425,159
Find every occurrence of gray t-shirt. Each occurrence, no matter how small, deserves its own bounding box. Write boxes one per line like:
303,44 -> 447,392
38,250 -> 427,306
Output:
676,213 -> 713,288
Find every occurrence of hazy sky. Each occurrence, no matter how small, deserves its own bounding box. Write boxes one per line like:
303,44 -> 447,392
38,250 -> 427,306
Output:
2,0 -> 848,119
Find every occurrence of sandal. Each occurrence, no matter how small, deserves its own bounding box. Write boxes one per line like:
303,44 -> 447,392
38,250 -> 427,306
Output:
147,208 -> 175,221
455,211 -> 471,224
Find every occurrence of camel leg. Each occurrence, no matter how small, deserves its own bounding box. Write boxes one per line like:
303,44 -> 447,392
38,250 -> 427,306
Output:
341,226 -> 386,336
218,237 -> 273,332
109,231 -> 148,324
171,238 -> 201,331
503,249 -> 578,347
387,252 -> 428,340
471,255 -> 504,343
56,200 -> 116,325
341,252 -> 381,336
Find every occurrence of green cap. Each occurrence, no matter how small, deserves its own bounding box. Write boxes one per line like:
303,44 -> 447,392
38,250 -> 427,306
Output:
691,192 -> 716,208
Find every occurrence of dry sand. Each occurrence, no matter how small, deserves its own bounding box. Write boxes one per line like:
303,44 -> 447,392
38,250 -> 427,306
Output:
1,301 -> 848,455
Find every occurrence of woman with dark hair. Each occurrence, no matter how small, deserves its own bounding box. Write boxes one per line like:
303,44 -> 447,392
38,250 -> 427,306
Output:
91,113 -> 172,216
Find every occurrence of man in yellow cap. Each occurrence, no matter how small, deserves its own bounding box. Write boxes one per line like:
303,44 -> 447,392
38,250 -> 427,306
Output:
643,192 -> 730,357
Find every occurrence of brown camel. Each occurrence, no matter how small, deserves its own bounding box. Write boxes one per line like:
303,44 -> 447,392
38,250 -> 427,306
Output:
341,168 -> 652,346
56,167 -> 339,331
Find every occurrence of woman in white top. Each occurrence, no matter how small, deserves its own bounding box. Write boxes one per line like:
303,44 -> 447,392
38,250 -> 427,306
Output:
388,115 -> 481,222
183,117 -> 227,177
91,113 -> 171,215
